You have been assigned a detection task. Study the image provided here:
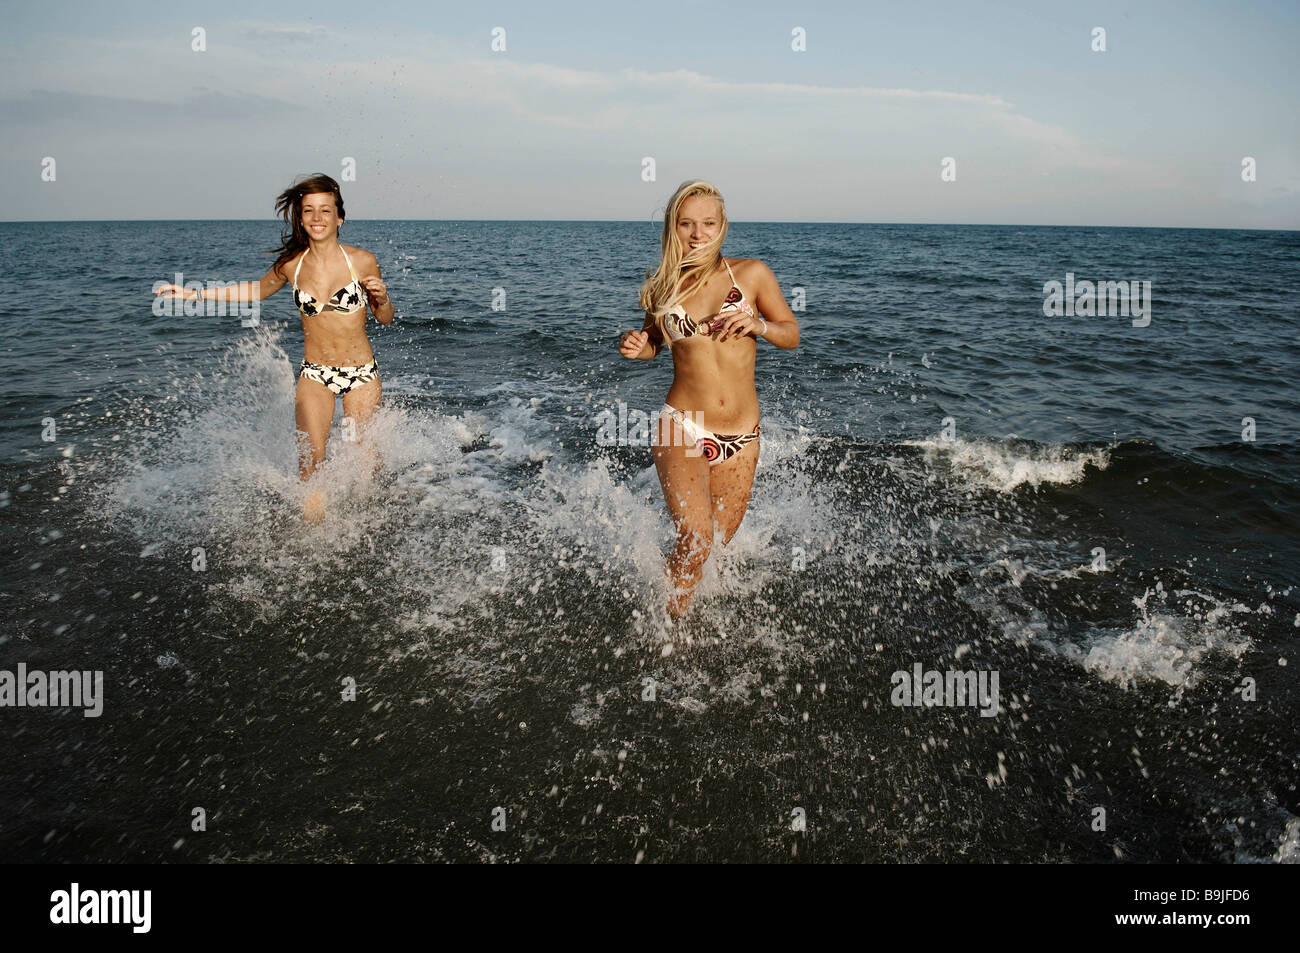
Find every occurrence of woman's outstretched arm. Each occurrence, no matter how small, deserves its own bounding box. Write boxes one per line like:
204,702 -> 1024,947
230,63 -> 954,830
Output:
154,266 -> 287,304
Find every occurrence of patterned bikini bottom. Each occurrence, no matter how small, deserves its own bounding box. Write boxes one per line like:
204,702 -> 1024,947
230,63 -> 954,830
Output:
298,359 -> 380,396
662,403 -> 760,466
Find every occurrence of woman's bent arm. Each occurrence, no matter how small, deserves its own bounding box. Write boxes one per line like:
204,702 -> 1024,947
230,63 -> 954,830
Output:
751,261 -> 801,349
354,250 -> 395,325
618,312 -> 662,359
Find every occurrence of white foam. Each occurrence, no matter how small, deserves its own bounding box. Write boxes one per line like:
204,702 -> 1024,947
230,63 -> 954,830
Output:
1078,611 -> 1251,691
960,556 -> 1257,693
1226,811 -> 1300,864
1045,582 -> 1253,692
1275,817 -> 1300,864
903,436 -> 1110,492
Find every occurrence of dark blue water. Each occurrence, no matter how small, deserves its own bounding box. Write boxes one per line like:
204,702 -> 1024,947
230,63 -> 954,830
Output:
1,220 -> 1297,862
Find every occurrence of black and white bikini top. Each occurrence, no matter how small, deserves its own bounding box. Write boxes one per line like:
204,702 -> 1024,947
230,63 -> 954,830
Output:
292,245 -> 365,317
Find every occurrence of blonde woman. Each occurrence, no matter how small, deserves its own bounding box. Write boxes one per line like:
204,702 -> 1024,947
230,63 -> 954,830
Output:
155,173 -> 394,522
619,181 -> 800,618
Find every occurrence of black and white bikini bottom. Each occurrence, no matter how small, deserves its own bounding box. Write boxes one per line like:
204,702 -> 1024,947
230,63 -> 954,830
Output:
298,359 -> 379,396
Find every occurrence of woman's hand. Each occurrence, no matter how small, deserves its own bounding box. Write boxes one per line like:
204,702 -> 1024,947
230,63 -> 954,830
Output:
619,329 -> 649,358
711,304 -> 764,342
361,275 -> 389,308
154,283 -> 199,301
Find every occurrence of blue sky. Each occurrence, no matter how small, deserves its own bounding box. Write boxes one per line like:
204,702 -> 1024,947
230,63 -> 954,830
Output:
2,0 -> 1296,226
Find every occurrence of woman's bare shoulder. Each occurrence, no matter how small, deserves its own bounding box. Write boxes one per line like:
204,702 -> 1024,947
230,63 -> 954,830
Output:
726,257 -> 774,281
343,244 -> 378,267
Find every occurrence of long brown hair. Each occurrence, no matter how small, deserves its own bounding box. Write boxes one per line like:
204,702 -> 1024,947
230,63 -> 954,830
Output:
268,174 -> 347,278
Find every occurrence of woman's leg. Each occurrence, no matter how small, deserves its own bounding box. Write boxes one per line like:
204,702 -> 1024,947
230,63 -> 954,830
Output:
653,413 -> 713,619
295,375 -> 335,521
709,434 -> 759,544
341,376 -> 382,478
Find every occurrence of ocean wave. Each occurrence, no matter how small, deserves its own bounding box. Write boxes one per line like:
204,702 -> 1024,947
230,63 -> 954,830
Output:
901,435 -> 1111,492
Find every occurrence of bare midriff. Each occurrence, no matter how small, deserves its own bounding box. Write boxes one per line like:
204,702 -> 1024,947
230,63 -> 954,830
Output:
664,337 -> 759,432
302,311 -> 374,366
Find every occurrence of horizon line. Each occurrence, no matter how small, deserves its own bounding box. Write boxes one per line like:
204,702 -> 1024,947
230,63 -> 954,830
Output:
1,219 -> 1295,232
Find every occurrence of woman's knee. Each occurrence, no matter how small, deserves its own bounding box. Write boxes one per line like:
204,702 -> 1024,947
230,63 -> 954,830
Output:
295,428 -> 326,471
673,521 -> 713,561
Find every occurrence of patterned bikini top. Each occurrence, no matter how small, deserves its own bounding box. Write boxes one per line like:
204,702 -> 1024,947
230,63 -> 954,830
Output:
292,245 -> 365,317
659,259 -> 753,346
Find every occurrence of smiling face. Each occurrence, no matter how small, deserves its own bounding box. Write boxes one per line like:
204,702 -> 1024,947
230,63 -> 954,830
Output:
300,191 -> 341,241
675,194 -> 724,261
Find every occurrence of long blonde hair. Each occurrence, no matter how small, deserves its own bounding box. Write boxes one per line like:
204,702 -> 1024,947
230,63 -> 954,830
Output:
638,180 -> 729,317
